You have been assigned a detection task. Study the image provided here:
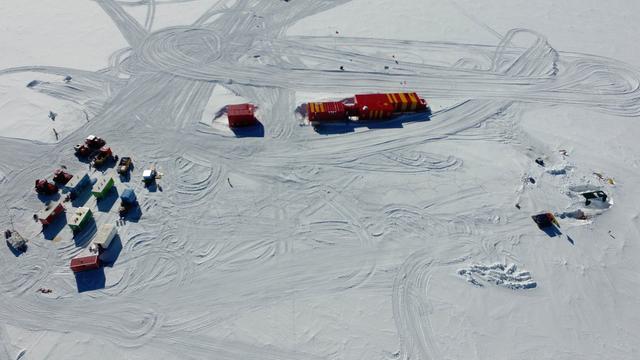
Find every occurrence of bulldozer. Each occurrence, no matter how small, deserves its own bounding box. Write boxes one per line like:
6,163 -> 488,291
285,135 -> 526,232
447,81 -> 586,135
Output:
35,179 -> 58,195
74,144 -> 93,157
92,147 -> 113,167
74,135 -> 106,158
53,169 -> 73,185
118,157 -> 132,175
85,135 -> 106,149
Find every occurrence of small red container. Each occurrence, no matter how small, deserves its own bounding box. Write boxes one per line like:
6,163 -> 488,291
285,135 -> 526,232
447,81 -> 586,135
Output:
39,202 -> 65,225
228,104 -> 257,127
307,101 -> 348,123
70,255 -> 100,273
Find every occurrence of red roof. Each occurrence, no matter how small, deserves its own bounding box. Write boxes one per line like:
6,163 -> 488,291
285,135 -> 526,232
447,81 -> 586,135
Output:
228,103 -> 255,116
70,255 -> 100,273
228,103 -> 257,127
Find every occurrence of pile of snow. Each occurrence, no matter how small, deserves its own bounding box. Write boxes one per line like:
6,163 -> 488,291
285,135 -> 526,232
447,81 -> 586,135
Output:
457,263 -> 537,290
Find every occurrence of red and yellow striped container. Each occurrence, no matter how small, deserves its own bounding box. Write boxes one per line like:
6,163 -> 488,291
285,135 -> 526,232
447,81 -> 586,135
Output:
307,101 -> 348,123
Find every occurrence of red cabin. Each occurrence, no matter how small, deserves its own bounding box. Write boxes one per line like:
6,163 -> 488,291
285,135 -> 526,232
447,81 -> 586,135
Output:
307,101 -> 348,123
228,104 -> 258,127
353,94 -> 395,120
375,92 -> 428,113
306,92 -> 429,124
38,201 -> 65,225
70,255 -> 100,273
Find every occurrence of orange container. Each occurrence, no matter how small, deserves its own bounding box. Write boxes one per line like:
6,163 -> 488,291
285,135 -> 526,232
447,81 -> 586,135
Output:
384,92 -> 428,112
307,101 -> 347,123
355,92 -> 428,115
354,94 -> 395,120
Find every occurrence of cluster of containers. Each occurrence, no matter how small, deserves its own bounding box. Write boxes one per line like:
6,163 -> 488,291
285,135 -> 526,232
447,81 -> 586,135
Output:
34,169 -> 128,274
70,223 -> 117,273
223,92 -> 427,129
307,92 -> 429,124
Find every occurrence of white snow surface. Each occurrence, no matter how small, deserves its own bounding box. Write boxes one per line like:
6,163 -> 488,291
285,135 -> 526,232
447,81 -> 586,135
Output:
1,1 -> 640,359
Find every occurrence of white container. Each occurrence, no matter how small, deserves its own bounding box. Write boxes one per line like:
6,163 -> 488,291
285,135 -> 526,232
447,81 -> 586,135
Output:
92,223 -> 117,249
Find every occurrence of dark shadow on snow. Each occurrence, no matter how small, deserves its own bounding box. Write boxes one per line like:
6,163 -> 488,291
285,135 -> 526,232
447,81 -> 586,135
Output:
145,181 -> 158,193
539,225 -> 563,238
72,217 -> 97,247
121,205 -> 142,223
6,242 -> 27,257
313,110 -> 431,135
96,187 -> 119,212
42,214 -> 68,240
37,192 -> 61,203
70,188 -> 93,207
230,121 -> 265,138
100,234 -> 122,266
75,267 -> 105,293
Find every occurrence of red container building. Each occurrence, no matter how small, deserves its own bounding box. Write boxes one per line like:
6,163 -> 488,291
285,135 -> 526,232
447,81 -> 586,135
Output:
307,92 -> 429,123
307,101 -> 348,123
70,255 -> 100,273
353,94 -> 395,120
381,92 -> 428,112
38,201 -> 65,225
227,104 -> 258,127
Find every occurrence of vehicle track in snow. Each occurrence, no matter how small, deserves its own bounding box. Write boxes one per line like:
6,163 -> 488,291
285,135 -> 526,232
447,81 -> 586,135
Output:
1,0 -> 640,357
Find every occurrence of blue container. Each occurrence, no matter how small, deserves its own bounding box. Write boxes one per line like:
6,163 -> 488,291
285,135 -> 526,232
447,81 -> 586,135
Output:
120,188 -> 137,204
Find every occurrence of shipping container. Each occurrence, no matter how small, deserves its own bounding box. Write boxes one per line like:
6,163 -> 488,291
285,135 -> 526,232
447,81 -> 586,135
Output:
92,224 -> 117,250
228,104 -> 257,127
68,207 -> 92,232
382,92 -> 428,112
37,201 -> 65,225
353,94 -> 395,120
70,255 -> 100,273
92,176 -> 114,199
307,101 -> 348,123
64,173 -> 91,195
355,92 -> 428,115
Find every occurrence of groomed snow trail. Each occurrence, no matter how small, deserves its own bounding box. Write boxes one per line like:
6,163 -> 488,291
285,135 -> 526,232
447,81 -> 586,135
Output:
1,0 -> 640,359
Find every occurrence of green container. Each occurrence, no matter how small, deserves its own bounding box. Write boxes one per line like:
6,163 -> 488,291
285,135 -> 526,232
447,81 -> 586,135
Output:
92,176 -> 114,199
68,207 -> 93,232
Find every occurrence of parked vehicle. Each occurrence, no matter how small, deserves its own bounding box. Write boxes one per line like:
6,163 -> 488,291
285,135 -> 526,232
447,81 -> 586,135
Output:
53,169 -> 73,185
5,230 -> 27,252
142,169 -> 157,187
85,135 -> 106,149
118,188 -> 137,216
92,147 -> 113,167
118,157 -> 133,175
35,179 -> 58,195
74,135 -> 106,157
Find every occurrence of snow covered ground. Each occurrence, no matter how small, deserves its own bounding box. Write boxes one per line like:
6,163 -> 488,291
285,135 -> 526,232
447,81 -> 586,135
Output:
1,0 -> 640,359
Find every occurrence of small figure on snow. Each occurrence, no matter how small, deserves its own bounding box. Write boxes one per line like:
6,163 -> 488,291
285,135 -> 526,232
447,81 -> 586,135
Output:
48,111 -> 57,121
